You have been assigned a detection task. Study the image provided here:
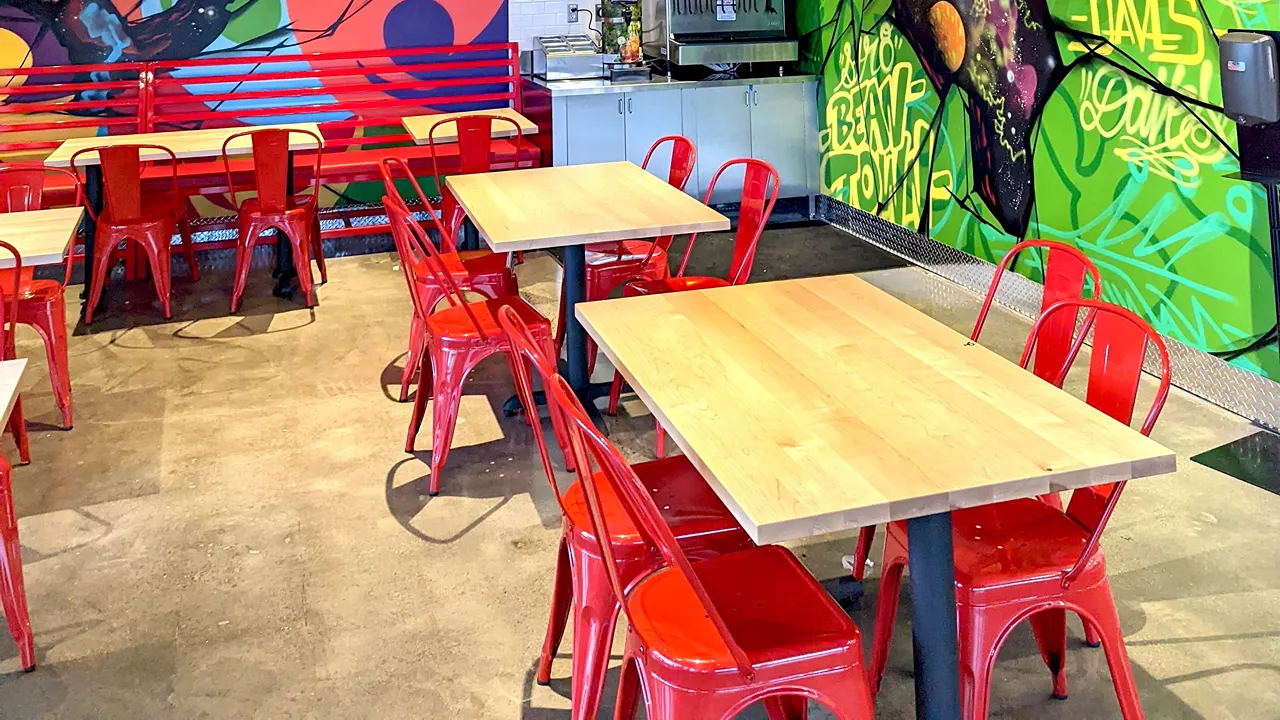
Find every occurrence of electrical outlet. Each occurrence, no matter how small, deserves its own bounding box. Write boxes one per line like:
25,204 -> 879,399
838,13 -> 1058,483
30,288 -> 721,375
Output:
568,3 -> 580,23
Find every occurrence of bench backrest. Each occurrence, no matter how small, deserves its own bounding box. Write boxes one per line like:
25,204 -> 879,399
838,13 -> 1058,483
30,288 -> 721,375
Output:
0,62 -> 147,162
147,43 -> 521,152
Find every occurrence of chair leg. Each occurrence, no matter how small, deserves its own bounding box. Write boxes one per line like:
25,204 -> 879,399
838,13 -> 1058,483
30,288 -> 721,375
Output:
613,648 -> 643,720
138,235 -> 172,319
852,525 -> 876,581
1078,581 -> 1145,719
5,396 -> 29,465
554,289 -> 567,353
763,695 -> 808,720
400,313 -> 426,403
1083,616 -> 1103,647
23,298 -> 72,429
230,219 -> 261,314
868,556 -> 907,694
644,671 -> 733,720
0,463 -> 34,671
811,667 -> 878,720
405,350 -> 432,456
178,215 -> 200,282
607,371 -> 624,416
568,542 -> 623,720
288,232 -> 315,307
84,231 -> 118,325
425,346 -> 480,496
655,419 -> 666,458
536,532 -> 572,686
311,212 -> 328,284
1030,608 -> 1069,699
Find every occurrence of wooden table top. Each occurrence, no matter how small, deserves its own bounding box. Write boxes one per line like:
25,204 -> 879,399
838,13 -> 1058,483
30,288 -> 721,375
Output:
0,360 -> 25,429
401,108 -> 538,145
44,123 -> 323,168
446,161 -> 730,253
578,273 -> 1178,544
0,207 -> 84,269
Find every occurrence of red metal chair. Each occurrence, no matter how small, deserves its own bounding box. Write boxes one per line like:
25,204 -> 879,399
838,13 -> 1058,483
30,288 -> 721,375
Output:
607,158 -> 780,457
868,299 -> 1171,720
0,164 -> 85,428
0,242 -> 28,464
0,455 -> 34,671
498,304 -> 752,720
223,128 -> 327,312
380,157 -> 517,402
427,113 -> 535,240
848,240 -> 1104,583
554,135 -> 697,369
385,197 -> 547,495
544,374 -> 876,720
72,144 -> 200,324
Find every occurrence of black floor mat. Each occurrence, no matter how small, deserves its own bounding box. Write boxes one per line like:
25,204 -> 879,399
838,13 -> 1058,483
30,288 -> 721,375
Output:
1191,430 -> 1280,495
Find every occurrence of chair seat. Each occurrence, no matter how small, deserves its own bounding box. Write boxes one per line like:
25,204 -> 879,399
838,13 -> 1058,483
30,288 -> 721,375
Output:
562,455 -> 745,546
629,545 -> 863,671
624,276 -> 731,297
425,295 -> 547,341
585,240 -> 663,267
239,195 -> 317,218
15,279 -> 62,303
101,194 -> 182,227
887,498 -> 1104,604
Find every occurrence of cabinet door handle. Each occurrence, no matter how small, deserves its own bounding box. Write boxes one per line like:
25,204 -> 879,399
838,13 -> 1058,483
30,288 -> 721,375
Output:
627,97 -> 633,114
744,90 -> 750,106
618,98 -> 624,114
752,89 -> 759,106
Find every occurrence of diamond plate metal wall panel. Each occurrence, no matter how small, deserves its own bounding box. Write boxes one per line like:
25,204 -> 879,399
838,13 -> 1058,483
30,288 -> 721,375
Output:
816,195 -> 1280,432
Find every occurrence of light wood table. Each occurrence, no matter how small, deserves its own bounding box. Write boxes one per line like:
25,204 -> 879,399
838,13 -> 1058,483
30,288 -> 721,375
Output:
401,108 -> 537,144
0,207 -> 84,270
45,123 -> 323,317
0,360 -> 24,429
42,123 -> 322,167
448,161 -> 729,410
578,273 -> 1176,720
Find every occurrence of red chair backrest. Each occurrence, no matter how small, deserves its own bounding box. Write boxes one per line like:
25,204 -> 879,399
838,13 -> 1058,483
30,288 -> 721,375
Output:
0,241 -> 21,358
496,305 -> 571,512
379,156 -> 457,252
428,113 -> 531,235
0,165 -> 85,288
0,165 -> 84,214
384,196 -> 490,340
974,240 -> 1103,385
222,128 -> 324,213
544,373 -> 759,681
633,136 -> 697,266
71,144 -> 180,224
1018,298 -> 1171,586
675,158 -> 780,285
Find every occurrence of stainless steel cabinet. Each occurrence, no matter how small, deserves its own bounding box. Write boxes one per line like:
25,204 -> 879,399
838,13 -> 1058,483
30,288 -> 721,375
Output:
624,90 -> 685,178
750,82 -> 811,200
563,93 -> 626,166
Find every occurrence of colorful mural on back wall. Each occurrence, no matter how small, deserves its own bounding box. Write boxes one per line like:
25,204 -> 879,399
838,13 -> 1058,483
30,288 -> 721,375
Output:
798,0 -> 1280,381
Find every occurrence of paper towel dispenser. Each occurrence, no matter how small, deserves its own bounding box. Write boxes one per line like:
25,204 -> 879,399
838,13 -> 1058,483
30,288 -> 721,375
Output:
1220,31 -> 1280,125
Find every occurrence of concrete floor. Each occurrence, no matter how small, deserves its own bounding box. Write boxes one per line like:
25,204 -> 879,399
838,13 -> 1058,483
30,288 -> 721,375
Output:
0,225 -> 1276,719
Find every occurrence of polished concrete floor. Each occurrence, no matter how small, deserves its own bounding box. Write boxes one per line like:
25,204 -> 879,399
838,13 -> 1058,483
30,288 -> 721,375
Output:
0,225 -> 1275,719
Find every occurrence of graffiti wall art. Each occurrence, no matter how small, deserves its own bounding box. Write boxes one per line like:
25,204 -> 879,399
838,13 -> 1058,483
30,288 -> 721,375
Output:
799,0 -> 1280,381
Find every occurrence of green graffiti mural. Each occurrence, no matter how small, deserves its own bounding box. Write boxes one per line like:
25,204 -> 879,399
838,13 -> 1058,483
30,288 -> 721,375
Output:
798,0 -> 1280,381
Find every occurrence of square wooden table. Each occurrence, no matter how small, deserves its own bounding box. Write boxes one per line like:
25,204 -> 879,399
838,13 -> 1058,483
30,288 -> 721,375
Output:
401,108 -> 537,144
0,207 -> 84,270
578,273 -> 1176,719
447,161 -> 729,410
45,124 -> 323,314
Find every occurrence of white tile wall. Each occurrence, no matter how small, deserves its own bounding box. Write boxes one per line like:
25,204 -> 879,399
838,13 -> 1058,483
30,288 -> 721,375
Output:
508,0 -> 588,50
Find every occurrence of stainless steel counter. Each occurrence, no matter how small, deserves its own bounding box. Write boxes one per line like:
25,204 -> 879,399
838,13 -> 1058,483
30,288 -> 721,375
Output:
525,73 -> 818,97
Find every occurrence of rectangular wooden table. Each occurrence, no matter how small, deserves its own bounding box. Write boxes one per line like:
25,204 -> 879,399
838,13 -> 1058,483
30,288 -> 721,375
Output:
401,108 -> 537,144
0,360 -> 24,429
578,273 -> 1177,719
0,207 -> 85,270
447,161 -> 729,412
45,123 -> 323,314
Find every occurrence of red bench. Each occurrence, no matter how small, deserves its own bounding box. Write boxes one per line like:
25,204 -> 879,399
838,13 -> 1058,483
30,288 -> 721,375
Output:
147,43 -> 538,237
